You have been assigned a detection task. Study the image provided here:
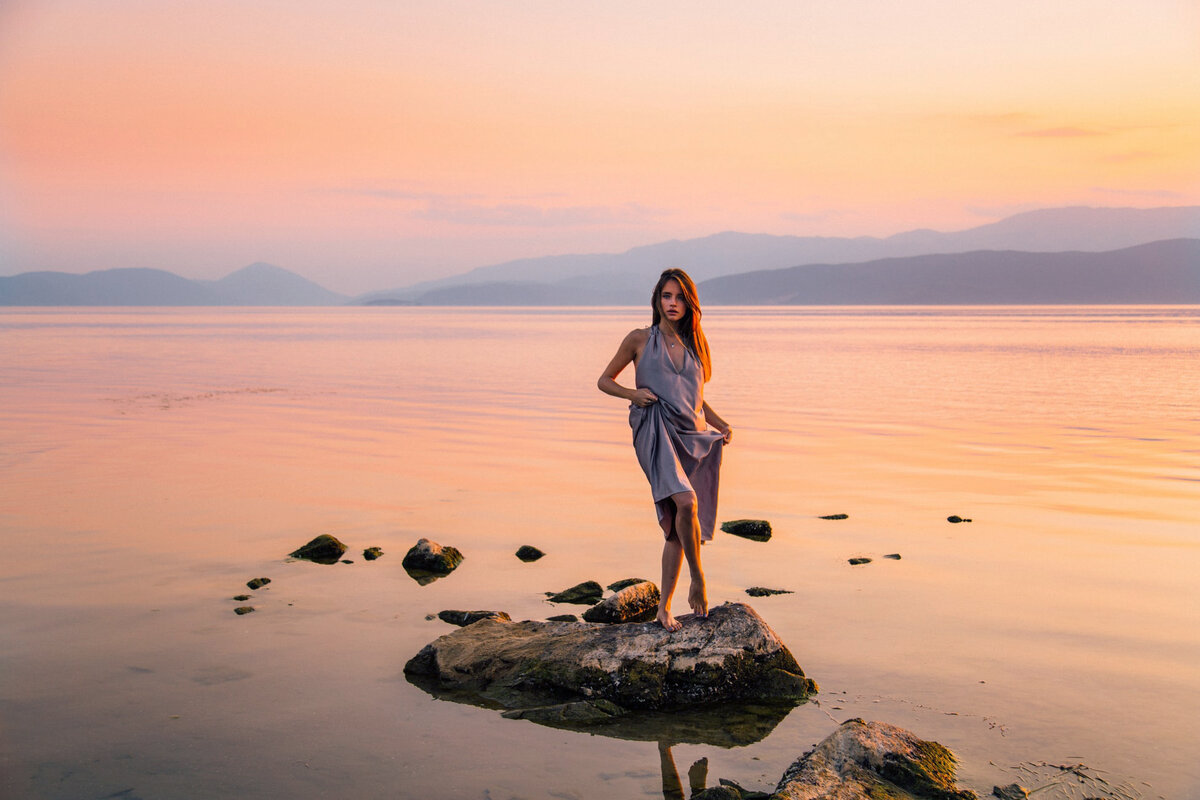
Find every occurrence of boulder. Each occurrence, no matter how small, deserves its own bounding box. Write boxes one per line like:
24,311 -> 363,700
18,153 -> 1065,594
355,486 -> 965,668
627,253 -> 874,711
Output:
437,609 -> 511,627
363,546 -> 384,561
582,581 -> 660,623
289,534 -> 347,564
402,538 -> 464,577
515,545 -> 545,562
721,519 -> 772,541
848,558 -> 872,566
246,577 -> 271,590
234,606 -> 255,615
404,602 -> 816,711
547,580 -> 603,604
774,718 -> 977,799
992,784 -> 1028,800
546,614 -> 578,622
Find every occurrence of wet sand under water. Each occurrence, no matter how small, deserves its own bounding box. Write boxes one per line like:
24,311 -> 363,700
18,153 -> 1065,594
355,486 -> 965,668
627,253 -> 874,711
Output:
1,306 -> 1198,799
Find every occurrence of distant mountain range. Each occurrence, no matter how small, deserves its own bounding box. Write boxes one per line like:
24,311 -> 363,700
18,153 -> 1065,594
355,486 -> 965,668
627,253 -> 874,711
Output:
0,262 -> 347,306
1,206 -> 1198,306
699,239 -> 1200,304
356,205 -> 1200,304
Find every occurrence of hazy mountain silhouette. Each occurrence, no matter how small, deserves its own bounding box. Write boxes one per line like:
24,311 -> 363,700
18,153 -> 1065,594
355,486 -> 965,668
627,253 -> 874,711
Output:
698,239 -> 1200,305
356,205 -> 1200,303
0,263 -> 347,306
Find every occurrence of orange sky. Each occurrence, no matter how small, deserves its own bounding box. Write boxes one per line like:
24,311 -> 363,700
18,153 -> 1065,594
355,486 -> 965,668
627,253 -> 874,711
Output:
1,0 -> 1198,293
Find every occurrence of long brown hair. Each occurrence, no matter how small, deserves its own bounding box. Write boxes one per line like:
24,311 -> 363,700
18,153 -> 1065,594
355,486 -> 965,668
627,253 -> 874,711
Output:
651,268 -> 712,382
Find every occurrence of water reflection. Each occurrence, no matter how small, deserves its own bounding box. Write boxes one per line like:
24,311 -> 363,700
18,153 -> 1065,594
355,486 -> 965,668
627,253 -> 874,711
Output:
408,670 -> 797,797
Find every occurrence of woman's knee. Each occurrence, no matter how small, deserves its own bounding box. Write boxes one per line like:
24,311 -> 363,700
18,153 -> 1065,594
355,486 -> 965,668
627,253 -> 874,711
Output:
671,491 -> 697,514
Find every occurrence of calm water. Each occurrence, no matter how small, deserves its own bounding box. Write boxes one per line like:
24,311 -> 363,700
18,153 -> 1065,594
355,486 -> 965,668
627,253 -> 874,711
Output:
1,306 -> 1198,800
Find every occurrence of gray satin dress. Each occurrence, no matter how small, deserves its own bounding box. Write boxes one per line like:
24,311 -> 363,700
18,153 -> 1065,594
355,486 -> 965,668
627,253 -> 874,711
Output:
628,326 -> 724,542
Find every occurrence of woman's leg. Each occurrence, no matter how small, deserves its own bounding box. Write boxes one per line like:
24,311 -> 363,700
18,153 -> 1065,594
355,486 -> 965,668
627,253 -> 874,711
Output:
671,490 -> 707,618
657,534 -> 684,631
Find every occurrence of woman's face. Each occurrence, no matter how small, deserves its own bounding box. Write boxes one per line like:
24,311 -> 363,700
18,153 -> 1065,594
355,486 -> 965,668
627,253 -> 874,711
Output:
659,278 -> 687,323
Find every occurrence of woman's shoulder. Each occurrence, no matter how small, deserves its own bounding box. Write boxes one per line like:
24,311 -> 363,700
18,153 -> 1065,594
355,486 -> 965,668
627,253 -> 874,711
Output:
623,326 -> 652,344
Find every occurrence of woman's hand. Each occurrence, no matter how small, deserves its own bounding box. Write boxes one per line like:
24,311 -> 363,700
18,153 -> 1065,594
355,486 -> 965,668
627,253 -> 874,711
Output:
631,388 -> 658,407
720,426 -> 733,444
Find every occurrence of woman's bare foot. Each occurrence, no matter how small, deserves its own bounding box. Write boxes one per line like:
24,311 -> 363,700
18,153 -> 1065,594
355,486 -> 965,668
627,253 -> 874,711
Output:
656,607 -> 682,631
688,578 -> 708,617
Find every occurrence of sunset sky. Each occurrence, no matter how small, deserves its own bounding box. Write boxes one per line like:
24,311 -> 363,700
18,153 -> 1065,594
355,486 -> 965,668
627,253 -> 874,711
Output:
2,0 -> 1197,294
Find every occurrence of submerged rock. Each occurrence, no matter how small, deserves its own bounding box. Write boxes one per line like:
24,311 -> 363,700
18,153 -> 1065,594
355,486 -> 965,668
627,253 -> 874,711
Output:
884,553 -> 902,560
721,519 -> 772,541
515,545 -> 545,562
289,534 -> 347,564
234,606 -> 255,615
547,580 -> 603,604
947,515 -> 973,524
246,577 -> 271,590
363,547 -> 384,561
401,538 -> 464,580
774,718 -> 977,799
437,610 -> 511,627
404,602 -> 816,712
232,594 -> 251,601
745,587 -> 793,597
848,557 -> 872,565
819,513 -> 849,520
546,613 -> 578,622
582,581 -> 659,623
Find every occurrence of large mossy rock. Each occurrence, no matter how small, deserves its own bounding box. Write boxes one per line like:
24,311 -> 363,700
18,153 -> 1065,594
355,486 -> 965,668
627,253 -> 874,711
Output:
773,718 -> 977,800
404,602 -> 816,711
582,581 -> 659,623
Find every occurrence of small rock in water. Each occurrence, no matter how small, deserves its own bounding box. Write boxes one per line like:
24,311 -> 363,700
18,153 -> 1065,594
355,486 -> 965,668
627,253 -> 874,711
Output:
246,577 -> 271,590
606,577 -> 649,592
340,559 -> 353,564
515,545 -> 545,562
402,538 -> 464,578
546,614 -> 578,622
232,594 -> 251,601
745,587 -> 793,597
993,784 -> 1029,800
582,582 -> 660,623
884,553 -> 902,560
819,513 -> 849,520
720,519 -> 772,541
437,610 -> 511,627
848,557 -> 872,565
947,515 -> 973,523
363,547 -> 384,561
234,606 -> 255,615
289,534 -> 348,564
547,580 -> 604,604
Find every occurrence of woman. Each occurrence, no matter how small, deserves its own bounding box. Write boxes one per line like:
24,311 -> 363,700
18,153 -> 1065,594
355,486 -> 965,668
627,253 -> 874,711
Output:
598,268 -> 733,631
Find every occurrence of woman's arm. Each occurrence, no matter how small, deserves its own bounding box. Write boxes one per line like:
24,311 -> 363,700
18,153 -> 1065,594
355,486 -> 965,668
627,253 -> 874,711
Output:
598,329 -> 658,407
702,401 -> 733,444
